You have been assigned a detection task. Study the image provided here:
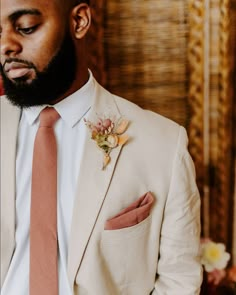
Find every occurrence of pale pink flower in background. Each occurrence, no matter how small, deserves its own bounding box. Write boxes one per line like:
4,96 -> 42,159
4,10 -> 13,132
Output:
207,269 -> 226,285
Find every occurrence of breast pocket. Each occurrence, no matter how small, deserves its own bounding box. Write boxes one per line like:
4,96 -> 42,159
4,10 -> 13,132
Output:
100,215 -> 156,287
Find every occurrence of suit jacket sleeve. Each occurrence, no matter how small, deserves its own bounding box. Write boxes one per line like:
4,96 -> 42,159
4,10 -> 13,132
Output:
152,126 -> 203,294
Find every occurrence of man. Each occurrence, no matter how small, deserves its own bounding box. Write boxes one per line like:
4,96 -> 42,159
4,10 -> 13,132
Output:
0,0 -> 202,294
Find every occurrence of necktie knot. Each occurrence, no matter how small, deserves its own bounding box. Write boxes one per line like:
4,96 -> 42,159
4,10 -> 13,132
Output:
39,107 -> 60,127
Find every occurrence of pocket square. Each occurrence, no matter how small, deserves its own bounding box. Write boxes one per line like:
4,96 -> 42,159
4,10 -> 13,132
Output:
104,192 -> 155,230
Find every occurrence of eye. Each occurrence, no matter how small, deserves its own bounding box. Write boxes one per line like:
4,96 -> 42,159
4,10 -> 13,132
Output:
16,25 -> 39,35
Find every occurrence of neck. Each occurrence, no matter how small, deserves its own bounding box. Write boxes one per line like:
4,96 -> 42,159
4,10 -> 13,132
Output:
51,41 -> 89,104
52,66 -> 89,104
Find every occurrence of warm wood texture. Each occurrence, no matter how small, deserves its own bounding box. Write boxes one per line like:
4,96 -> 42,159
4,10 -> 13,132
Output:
232,0 -> 236,265
87,0 -> 106,85
233,131 -> 236,265
210,0 -> 234,247
188,0 -> 205,232
104,1 -> 190,127
188,0 -> 235,251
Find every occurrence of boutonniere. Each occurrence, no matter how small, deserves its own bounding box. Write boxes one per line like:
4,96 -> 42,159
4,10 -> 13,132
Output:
84,116 -> 129,169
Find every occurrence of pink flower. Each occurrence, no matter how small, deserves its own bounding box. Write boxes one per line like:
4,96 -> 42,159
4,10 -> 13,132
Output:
103,119 -> 112,128
94,118 -> 113,134
207,269 -> 226,286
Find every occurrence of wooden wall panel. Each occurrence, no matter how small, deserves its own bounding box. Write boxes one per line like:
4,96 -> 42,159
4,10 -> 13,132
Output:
188,0 -> 235,253
104,1 -> 190,127
87,0 -> 106,85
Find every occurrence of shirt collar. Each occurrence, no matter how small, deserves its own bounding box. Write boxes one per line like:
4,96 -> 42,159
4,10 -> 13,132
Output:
24,70 -> 94,128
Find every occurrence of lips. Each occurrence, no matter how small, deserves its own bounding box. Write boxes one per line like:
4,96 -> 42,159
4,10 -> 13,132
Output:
4,62 -> 33,79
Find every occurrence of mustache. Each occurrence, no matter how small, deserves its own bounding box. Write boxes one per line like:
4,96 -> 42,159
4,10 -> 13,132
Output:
2,58 -> 36,70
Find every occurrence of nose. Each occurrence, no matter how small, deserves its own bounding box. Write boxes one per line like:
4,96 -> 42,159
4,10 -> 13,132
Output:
0,30 -> 22,58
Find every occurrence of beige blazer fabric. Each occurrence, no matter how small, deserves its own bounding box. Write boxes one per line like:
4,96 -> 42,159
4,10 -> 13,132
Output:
1,80 -> 202,294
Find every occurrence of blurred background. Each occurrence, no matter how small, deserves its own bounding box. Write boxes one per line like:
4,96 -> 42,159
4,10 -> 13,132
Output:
0,0 -> 235,293
86,0 -> 236,293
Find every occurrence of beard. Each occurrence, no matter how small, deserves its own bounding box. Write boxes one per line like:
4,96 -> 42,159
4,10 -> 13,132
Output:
0,33 -> 77,108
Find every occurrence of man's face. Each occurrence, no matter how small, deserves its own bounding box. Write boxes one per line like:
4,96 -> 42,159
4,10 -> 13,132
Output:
0,0 -> 77,107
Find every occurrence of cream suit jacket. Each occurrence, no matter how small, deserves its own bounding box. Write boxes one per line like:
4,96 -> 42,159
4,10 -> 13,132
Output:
1,80 -> 202,294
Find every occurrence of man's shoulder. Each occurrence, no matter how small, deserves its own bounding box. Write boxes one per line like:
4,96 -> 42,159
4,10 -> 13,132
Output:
95,80 -> 183,148
95,81 -> 180,133
107,91 -> 190,175
110,92 -> 181,137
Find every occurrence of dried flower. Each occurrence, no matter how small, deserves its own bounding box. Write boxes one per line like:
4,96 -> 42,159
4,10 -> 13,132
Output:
106,134 -> 119,148
85,116 -> 129,169
115,119 -> 129,134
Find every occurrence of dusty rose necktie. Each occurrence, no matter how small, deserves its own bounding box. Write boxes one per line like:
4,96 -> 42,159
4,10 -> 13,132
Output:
30,107 -> 60,295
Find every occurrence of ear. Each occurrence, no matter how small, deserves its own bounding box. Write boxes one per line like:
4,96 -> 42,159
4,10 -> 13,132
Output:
71,3 -> 91,39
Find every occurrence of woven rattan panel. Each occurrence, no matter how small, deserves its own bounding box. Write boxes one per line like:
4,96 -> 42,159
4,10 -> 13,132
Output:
104,1 -> 189,127
207,0 -> 235,246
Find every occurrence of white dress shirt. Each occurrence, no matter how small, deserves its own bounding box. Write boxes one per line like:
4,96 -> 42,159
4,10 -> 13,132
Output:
1,72 -> 94,295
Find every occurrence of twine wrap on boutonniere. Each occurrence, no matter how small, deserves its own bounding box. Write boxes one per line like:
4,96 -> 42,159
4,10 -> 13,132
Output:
84,116 -> 129,169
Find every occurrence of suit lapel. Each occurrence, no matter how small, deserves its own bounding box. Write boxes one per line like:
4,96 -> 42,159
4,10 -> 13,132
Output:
0,98 -> 21,286
67,82 -> 124,287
